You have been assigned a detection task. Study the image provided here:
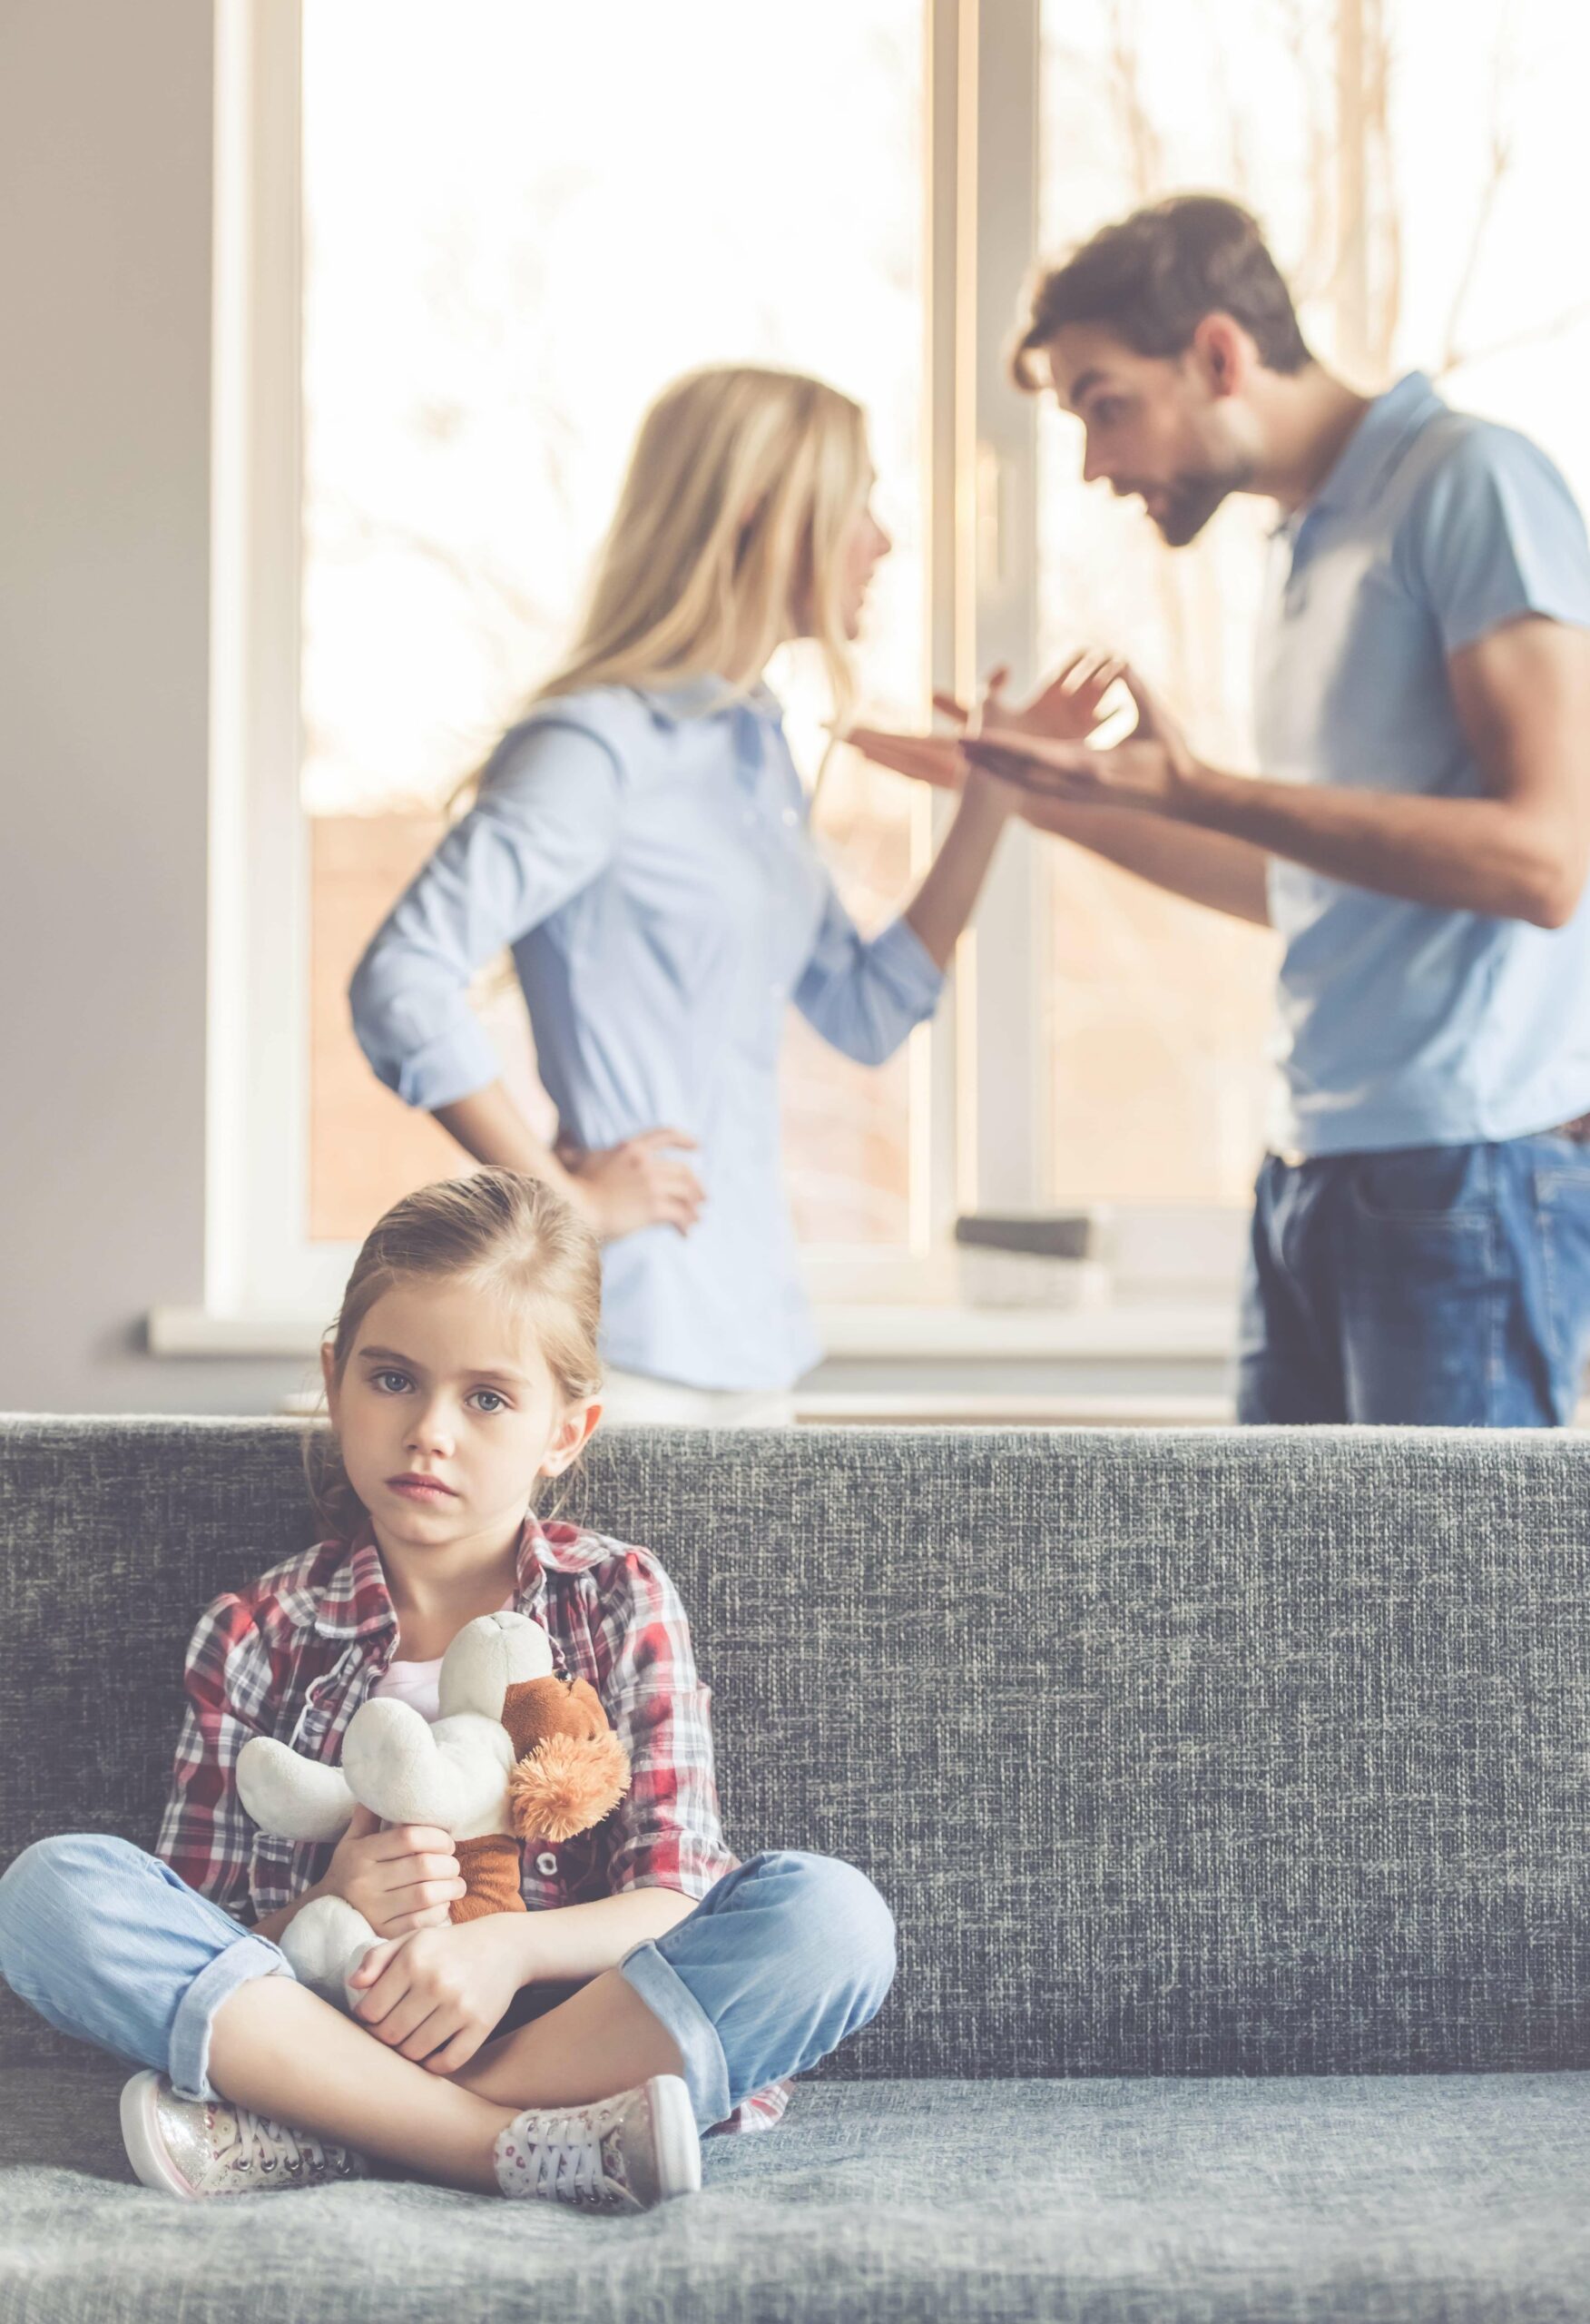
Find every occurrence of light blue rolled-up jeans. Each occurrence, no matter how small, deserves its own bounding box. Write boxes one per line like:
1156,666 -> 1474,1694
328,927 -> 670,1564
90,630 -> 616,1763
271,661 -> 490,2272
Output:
0,1836 -> 895,2134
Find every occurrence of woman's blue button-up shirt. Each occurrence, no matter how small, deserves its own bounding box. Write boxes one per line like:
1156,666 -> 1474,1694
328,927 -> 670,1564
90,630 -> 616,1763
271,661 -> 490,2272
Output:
348,678 -> 945,1390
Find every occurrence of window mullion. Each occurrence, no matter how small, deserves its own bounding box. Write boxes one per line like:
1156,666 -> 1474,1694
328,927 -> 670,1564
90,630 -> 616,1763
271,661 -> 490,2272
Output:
918,0 -> 967,1256
964,0 -> 1045,1216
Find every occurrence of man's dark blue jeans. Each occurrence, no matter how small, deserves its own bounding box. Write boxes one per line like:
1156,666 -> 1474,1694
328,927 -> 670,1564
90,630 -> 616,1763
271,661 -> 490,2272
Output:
1238,1135 -> 1590,1425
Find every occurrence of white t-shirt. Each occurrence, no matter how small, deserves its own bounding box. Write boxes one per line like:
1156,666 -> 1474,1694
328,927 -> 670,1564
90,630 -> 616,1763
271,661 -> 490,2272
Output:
371,1600 -> 515,1725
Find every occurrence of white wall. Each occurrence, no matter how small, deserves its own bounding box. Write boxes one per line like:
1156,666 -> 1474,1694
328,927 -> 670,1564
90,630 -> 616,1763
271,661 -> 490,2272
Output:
0,0 -> 306,1413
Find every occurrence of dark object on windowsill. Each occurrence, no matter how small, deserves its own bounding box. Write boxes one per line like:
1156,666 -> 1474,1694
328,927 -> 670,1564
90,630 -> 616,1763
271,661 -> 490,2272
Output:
954,1213 -> 1096,1261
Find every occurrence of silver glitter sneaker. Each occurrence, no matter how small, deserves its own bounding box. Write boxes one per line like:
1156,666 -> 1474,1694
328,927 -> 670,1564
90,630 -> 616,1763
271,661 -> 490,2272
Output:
492,2073 -> 700,2211
120,2069 -> 371,2199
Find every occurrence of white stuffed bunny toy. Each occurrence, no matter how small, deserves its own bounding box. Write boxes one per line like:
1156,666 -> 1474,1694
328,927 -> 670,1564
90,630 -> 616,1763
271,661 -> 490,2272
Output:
236,1610 -> 629,2006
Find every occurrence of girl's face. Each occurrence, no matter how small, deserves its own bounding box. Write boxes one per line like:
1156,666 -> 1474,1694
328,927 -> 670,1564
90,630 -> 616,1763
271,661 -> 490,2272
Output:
322,1275 -> 596,1557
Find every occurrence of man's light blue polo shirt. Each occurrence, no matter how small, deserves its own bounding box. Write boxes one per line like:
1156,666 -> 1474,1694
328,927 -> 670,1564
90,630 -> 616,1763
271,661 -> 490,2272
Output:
349,679 -> 944,1392
1254,371 -> 1590,1157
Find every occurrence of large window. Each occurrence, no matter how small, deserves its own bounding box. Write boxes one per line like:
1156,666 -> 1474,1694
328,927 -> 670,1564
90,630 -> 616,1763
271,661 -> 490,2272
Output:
211,0 -> 1590,1319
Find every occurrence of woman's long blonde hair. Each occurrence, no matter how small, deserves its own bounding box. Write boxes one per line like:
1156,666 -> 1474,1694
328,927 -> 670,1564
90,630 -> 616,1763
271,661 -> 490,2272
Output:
306,1169 -> 604,1540
549,363 -> 869,714
456,366 -> 871,812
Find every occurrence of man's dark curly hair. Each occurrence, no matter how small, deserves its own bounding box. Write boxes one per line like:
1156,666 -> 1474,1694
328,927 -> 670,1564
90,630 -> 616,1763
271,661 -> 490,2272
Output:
1012,193 -> 1311,390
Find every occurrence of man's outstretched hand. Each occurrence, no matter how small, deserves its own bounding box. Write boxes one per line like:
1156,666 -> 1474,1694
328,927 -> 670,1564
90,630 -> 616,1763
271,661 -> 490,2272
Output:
845,650 -> 1127,794
958,662 -> 1201,817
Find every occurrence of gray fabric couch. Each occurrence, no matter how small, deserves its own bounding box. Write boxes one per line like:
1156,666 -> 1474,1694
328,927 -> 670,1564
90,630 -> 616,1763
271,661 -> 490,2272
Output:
2,1414 -> 1589,2321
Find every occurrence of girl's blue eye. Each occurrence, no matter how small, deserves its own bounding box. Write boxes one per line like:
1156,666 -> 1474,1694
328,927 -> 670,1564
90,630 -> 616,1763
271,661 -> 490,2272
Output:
469,1389 -> 506,1414
374,1371 -> 411,1394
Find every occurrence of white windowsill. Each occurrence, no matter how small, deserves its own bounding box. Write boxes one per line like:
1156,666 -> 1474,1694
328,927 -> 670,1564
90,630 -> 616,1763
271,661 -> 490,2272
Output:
816,1300 -> 1233,1361
793,1390 -> 1234,1426
146,1295 -> 1237,1364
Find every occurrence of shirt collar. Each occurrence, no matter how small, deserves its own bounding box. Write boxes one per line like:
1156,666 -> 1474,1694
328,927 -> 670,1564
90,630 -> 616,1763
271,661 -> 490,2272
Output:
1298,370 -> 1447,524
633,673 -> 783,728
311,1512 -> 567,1640
309,1531 -> 391,1641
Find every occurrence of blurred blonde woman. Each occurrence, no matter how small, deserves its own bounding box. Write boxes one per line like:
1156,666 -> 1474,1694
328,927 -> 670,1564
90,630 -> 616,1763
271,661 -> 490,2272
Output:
351,365 -> 1017,1422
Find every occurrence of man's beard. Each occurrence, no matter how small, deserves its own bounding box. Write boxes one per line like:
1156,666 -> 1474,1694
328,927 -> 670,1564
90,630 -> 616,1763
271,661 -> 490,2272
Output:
1147,458 -> 1253,548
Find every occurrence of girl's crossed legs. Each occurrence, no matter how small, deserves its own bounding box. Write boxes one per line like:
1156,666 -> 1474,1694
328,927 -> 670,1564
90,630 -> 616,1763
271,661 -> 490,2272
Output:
0,1837 -> 896,2197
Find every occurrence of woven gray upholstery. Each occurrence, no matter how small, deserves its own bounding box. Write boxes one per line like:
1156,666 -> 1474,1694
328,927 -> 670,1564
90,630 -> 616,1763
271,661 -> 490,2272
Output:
4,2058 -> 1590,2323
3,1418 -> 1590,2077
4,1416 -> 1590,2319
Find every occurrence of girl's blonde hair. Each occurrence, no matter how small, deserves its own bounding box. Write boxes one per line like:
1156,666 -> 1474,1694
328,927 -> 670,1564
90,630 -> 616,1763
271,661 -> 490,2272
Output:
307,1169 -> 603,1540
456,365 -> 872,813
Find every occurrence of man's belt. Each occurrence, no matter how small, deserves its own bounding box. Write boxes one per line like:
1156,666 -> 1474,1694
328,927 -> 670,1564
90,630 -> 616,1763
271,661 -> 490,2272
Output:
1273,1114 -> 1590,1166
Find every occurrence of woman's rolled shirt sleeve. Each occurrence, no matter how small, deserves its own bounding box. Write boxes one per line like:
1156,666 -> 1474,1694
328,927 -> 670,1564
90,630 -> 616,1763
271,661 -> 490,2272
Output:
348,716 -> 624,1112
792,882 -> 946,1067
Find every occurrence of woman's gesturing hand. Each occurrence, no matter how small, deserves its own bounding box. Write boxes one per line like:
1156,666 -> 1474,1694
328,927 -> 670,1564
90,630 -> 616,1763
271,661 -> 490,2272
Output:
842,725 -> 965,792
560,1127 -> 705,1240
348,1915 -> 529,2077
322,1804 -> 466,1941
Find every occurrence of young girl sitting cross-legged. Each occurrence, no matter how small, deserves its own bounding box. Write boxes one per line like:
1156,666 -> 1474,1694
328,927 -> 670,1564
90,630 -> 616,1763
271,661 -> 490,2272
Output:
0,1169 -> 895,2211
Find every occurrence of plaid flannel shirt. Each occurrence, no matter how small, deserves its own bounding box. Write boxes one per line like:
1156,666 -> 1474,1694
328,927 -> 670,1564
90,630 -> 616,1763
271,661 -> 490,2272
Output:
154,1513 -> 786,2133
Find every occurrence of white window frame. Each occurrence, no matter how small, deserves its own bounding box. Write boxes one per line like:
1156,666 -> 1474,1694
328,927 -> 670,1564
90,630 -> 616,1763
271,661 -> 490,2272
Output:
201,0 -> 1243,1334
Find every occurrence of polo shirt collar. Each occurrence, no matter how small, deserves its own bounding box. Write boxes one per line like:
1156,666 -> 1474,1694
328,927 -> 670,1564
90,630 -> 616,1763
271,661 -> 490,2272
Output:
1302,370 -> 1446,522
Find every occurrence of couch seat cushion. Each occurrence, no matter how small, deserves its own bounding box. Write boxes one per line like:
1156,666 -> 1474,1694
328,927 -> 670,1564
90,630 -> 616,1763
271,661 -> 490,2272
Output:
4,2062 -> 1588,2322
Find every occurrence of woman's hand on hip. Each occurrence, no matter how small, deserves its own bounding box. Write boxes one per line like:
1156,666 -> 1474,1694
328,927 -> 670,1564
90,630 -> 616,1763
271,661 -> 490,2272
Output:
348,1914 -> 532,2076
561,1128 -> 705,1240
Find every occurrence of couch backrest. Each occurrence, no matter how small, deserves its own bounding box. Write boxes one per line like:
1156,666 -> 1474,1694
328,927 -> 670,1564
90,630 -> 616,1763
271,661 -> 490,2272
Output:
3,1417 -> 1589,2078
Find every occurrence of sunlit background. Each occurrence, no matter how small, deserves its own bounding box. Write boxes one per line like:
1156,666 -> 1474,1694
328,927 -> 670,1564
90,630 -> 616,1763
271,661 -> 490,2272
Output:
300,0 -> 1590,1245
